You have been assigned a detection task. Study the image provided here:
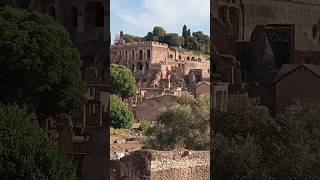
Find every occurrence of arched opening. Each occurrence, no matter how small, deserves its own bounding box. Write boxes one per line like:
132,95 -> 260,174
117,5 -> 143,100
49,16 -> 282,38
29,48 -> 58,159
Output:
137,62 -> 143,71
48,6 -> 56,19
147,50 -> 151,59
84,1 -> 104,28
179,55 -> 182,60
139,50 -> 143,60
169,54 -> 173,59
132,50 -> 135,60
70,6 -> 78,27
271,31 -> 290,67
187,57 -> 190,61
191,57 -> 195,61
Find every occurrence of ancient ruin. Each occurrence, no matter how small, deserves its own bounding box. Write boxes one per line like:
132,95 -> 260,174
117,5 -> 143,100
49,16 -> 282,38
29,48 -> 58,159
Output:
111,33 -> 210,89
212,0 -> 320,113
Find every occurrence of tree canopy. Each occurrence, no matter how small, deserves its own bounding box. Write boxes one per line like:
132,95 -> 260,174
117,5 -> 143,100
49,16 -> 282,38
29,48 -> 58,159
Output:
110,64 -> 137,99
117,25 -> 210,54
0,7 -> 85,119
0,104 -> 75,180
110,95 -> 133,129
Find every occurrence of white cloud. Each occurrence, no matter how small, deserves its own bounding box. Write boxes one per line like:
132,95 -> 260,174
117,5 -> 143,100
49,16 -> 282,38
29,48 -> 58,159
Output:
111,0 -> 210,36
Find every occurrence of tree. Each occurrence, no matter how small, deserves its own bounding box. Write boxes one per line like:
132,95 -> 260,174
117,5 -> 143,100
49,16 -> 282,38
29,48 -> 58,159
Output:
148,93 -> 210,150
182,25 -> 188,38
0,104 -> 75,180
152,26 -> 166,42
123,34 -> 144,43
0,7 -> 85,119
110,95 -> 133,129
162,33 -> 184,47
187,29 -> 191,37
145,32 -> 154,41
110,64 -> 136,99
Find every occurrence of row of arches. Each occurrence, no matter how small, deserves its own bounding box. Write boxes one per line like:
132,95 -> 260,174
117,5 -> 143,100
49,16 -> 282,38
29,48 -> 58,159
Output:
118,49 -> 151,62
47,1 -> 104,29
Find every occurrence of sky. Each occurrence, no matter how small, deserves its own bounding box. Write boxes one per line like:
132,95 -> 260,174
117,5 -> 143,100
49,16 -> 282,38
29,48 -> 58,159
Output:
110,0 -> 210,43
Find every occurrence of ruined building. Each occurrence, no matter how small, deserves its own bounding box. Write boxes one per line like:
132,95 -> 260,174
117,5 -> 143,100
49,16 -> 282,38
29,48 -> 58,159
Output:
212,0 -> 320,113
111,34 -> 210,89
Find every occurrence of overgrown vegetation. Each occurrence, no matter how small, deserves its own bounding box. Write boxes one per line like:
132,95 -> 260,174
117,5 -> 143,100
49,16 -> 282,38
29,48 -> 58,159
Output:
147,92 -> 210,150
212,94 -> 320,179
0,104 -> 75,180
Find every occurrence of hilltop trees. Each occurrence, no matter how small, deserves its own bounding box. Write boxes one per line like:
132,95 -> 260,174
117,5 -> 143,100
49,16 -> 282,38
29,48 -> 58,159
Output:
0,7 -> 85,120
119,25 -> 209,54
0,104 -> 75,180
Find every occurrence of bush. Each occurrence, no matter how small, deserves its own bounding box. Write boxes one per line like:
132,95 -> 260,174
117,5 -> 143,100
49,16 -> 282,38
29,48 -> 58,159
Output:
148,93 -> 210,150
138,120 -> 151,132
110,95 -> 133,129
0,104 -> 75,180
212,95 -> 320,179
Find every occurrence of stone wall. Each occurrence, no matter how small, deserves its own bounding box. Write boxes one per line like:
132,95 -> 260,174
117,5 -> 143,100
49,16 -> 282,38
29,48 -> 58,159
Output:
115,149 -> 209,180
133,95 -> 178,122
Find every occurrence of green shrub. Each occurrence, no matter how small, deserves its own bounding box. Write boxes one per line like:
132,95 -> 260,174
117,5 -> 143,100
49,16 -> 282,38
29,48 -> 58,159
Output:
110,95 -> 133,129
138,120 -> 151,132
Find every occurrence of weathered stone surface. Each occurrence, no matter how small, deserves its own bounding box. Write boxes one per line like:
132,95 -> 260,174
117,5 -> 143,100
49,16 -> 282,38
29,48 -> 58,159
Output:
116,150 -> 210,180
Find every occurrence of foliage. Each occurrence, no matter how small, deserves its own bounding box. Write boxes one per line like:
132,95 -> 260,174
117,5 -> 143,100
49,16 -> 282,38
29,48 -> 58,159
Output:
110,128 -> 127,136
212,95 -> 320,179
110,95 -> 133,129
120,25 -> 209,54
110,64 -> 137,99
152,26 -> 166,42
0,7 -> 85,119
0,104 -> 75,180
162,33 -> 184,47
138,120 -> 152,133
123,34 -> 144,43
148,93 -> 210,150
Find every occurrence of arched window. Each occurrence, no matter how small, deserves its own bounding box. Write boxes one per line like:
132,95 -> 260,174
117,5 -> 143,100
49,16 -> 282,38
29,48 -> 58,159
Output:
70,6 -> 78,27
132,50 -> 135,60
179,55 -> 182,60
